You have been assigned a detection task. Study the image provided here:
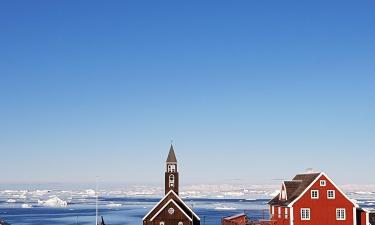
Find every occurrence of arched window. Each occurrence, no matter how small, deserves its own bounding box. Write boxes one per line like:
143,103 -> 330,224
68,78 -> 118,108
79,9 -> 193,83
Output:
169,174 -> 174,187
160,221 -> 165,225
178,222 -> 183,225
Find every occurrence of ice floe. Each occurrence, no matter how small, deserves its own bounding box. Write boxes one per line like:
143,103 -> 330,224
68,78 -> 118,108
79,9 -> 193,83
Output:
38,197 -> 67,207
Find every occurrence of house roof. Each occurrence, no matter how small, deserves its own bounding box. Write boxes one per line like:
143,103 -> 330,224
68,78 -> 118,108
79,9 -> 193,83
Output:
224,213 -> 247,220
166,145 -> 177,163
268,172 -> 321,206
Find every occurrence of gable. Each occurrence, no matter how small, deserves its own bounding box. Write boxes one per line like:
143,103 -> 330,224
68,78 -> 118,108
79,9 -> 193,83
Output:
143,190 -> 200,221
268,173 -> 320,206
150,199 -> 192,221
288,173 -> 358,207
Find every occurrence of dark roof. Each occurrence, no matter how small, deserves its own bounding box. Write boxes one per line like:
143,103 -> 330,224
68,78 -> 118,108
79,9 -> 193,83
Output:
166,145 -> 177,163
224,213 -> 247,220
268,172 -> 321,206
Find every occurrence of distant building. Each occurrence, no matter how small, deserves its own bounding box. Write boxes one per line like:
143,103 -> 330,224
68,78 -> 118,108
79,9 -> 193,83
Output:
357,208 -> 375,225
267,172 -> 358,225
222,213 -> 249,225
143,145 -> 200,225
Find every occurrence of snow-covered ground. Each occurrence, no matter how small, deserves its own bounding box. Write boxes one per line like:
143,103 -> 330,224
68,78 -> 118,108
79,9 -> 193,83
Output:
0,184 -> 374,208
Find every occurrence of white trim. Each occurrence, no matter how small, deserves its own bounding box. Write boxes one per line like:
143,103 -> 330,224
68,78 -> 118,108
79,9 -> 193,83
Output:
301,208 -> 311,220
288,172 -> 359,207
327,190 -> 335,199
336,208 -> 346,220
353,207 -> 357,225
142,190 -> 200,221
320,180 -> 326,186
280,182 -> 288,200
323,173 -> 359,207
150,199 -> 192,222
311,190 -> 319,199
290,207 -> 294,225
366,211 -> 369,225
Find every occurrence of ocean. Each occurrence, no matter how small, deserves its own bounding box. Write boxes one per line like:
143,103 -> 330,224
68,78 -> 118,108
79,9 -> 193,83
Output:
0,197 -> 269,225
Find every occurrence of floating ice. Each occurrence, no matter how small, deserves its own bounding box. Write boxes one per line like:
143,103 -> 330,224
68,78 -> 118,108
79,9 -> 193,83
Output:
21,203 -> 32,208
6,199 -> 16,203
215,206 -> 236,210
38,197 -> 67,207
107,202 -> 122,207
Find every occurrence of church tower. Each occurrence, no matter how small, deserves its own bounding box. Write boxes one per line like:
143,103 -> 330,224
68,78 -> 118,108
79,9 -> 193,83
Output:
165,144 -> 179,195
143,144 -> 200,225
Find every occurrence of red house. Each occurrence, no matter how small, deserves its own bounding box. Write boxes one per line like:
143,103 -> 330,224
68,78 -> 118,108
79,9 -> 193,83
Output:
222,213 -> 249,225
357,208 -> 375,225
268,172 -> 358,225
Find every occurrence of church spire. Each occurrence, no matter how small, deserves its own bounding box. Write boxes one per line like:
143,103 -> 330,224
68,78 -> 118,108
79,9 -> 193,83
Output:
166,144 -> 177,163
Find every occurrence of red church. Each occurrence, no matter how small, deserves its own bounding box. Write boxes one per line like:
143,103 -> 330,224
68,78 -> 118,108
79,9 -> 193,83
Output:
267,172 -> 359,225
143,145 -> 200,225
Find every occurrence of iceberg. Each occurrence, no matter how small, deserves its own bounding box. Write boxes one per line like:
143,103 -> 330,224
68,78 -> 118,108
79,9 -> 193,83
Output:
38,197 -> 67,207
21,203 -> 32,208
6,199 -> 16,203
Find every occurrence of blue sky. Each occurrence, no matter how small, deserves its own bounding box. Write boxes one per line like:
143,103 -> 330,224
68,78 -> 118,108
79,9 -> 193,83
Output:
0,1 -> 374,185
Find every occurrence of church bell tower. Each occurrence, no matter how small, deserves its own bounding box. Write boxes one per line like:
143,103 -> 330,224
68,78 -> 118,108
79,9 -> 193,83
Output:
165,144 -> 179,195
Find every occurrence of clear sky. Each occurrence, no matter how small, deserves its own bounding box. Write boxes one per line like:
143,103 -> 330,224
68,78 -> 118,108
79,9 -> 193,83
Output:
0,1 -> 374,186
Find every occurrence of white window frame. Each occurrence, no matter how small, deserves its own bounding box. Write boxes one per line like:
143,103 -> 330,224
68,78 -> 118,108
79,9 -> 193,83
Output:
301,208 -> 311,220
327,190 -> 335,199
278,207 -> 281,218
160,222 -> 165,225
167,164 -> 176,173
285,208 -> 288,219
336,208 -> 346,220
320,180 -> 326,186
178,222 -> 183,225
311,190 -> 319,199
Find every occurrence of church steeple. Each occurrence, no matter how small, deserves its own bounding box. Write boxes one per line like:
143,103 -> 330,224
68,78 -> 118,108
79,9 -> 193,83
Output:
165,144 -> 179,195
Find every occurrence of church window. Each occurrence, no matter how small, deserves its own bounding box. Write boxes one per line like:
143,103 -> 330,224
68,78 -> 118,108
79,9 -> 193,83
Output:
168,207 -> 175,214
160,222 -> 165,225
169,175 -> 174,187
178,222 -> 183,225
168,164 -> 176,172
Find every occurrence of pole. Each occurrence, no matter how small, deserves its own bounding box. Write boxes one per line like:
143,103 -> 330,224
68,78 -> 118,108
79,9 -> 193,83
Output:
96,176 -> 99,225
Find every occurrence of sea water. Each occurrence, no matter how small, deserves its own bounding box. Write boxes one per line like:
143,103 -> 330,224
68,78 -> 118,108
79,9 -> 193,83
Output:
1,197 -> 374,225
0,197 -> 269,225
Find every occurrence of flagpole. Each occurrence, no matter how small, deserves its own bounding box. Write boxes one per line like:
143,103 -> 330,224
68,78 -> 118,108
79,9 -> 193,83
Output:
96,176 -> 99,225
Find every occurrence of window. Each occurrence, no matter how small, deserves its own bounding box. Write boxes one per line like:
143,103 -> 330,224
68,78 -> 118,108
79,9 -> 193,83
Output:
285,208 -> 288,219
280,189 -> 287,200
311,190 -> 319,199
301,208 -> 310,220
327,190 -> 335,199
168,207 -> 175,214
271,206 -> 274,215
160,222 -> 165,225
320,180 -> 326,186
169,175 -> 174,187
178,222 -> 183,225
336,208 -> 346,220
167,164 -> 176,173
278,207 -> 281,218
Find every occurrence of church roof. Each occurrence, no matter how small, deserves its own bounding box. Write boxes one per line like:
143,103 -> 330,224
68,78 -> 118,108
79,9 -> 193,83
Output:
143,190 -> 200,221
166,145 -> 177,163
